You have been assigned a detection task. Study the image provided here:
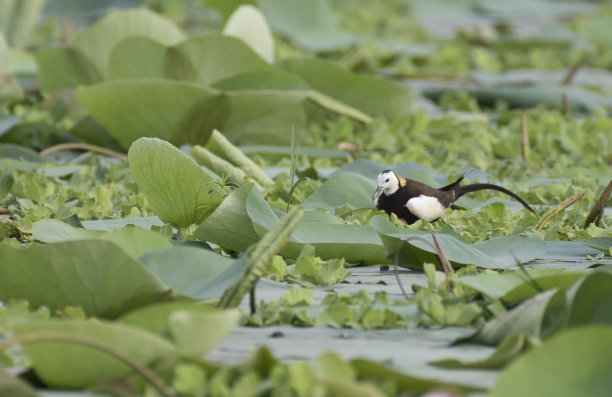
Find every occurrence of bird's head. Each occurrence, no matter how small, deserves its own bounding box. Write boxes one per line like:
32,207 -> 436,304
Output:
373,170 -> 400,200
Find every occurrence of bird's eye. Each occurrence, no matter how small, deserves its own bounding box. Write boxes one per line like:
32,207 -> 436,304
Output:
385,179 -> 389,182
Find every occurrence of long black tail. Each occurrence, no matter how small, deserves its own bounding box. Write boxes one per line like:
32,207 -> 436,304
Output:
455,183 -> 536,214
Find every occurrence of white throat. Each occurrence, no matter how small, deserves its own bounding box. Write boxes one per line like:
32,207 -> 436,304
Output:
377,173 -> 400,196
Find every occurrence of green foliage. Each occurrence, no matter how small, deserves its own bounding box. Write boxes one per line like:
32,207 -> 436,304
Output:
0,1 -> 612,395
128,137 -> 222,227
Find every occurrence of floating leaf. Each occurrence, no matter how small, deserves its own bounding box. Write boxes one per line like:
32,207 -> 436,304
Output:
457,268 -> 587,304
259,0 -> 355,52
278,57 -> 412,119
128,137 -> 222,227
432,334 -> 528,369
371,215 -> 545,269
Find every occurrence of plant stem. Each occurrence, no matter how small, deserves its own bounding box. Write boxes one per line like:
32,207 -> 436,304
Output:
40,143 -> 127,160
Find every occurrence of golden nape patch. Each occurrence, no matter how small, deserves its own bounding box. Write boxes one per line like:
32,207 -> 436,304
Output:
398,176 -> 407,187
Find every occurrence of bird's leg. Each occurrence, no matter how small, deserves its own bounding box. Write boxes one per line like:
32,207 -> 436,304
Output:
439,217 -> 454,231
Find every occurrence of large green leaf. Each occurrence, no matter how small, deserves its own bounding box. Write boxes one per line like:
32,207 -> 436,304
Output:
108,36 -> 169,80
566,271 -> 612,326
0,0 -> 44,47
76,80 -> 228,149
108,36 -> 198,82
194,183 -> 261,252
35,47 -> 102,93
173,33 -> 271,85
222,90 -> 306,144
489,326 -> 612,397
425,85 -> 612,113
119,301 -> 240,359
73,8 -> 185,78
140,246 -> 239,300
371,215 -> 545,269
168,308 -> 240,357
196,183 -> 386,263
0,371 -> 37,397
31,220 -> 171,259
302,171 -> 376,212
0,240 -> 169,318
457,269 -> 588,304
258,0 -> 355,52
278,57 -> 413,119
128,137 -> 223,227
467,289 -> 567,345
282,213 -> 386,264
335,159 -> 445,186
223,5 -> 275,63
0,33 -> 22,102
10,319 -> 176,389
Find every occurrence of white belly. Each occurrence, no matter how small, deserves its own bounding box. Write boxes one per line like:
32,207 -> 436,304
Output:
405,195 -> 446,222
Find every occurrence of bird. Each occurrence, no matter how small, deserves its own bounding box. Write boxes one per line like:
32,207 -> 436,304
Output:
373,170 -> 536,225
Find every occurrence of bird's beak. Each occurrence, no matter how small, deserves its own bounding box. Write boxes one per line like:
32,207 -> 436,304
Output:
372,186 -> 383,200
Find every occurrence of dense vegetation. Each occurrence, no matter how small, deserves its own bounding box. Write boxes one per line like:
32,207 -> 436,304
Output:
0,0 -> 611,396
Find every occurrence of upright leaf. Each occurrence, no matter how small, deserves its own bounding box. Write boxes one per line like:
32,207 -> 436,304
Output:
128,137 -> 223,227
